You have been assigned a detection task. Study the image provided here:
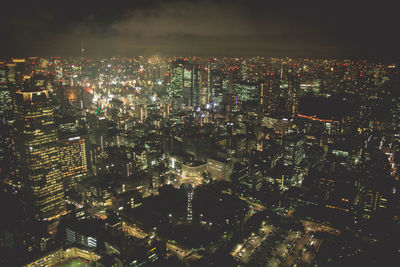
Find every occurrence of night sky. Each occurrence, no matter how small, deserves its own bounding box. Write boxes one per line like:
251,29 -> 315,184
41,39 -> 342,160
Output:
1,0 -> 399,60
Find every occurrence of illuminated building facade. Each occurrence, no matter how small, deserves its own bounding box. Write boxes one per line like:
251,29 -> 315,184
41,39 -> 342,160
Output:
6,63 -> 17,88
282,133 -> 305,187
191,66 -> 200,107
391,96 -> 400,144
183,66 -> 192,106
260,72 -> 280,114
15,88 -> 66,221
283,133 -> 305,167
0,62 -> 14,178
210,69 -> 223,106
207,156 -> 232,181
198,67 -> 209,107
182,161 -> 207,178
170,59 -> 184,109
60,135 -> 88,190
0,62 -> 12,121
66,227 -> 98,248
24,246 -> 100,267
233,82 -> 259,102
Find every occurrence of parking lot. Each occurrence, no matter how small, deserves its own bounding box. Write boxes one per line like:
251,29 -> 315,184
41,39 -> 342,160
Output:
232,222 -> 323,266
232,224 -> 274,264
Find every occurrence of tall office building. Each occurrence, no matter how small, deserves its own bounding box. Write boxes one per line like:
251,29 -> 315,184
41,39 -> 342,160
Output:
12,58 -> 28,87
183,66 -> 192,107
283,133 -> 305,168
199,67 -> 209,107
170,59 -> 185,109
209,69 -> 223,107
60,134 -> 88,190
241,59 -> 248,81
286,73 -> 301,118
6,63 -> 17,86
233,82 -> 259,103
15,83 -> 66,221
0,62 -> 14,177
191,66 -> 200,108
0,62 -> 12,121
6,63 -> 17,103
260,72 -> 280,114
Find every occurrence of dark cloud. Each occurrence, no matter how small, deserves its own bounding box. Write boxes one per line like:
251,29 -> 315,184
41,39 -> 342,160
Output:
1,0 -> 399,60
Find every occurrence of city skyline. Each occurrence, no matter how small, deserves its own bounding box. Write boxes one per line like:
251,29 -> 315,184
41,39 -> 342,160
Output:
1,1 -> 400,266
1,55 -> 399,266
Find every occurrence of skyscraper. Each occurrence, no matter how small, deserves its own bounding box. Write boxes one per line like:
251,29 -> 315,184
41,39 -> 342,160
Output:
183,65 -> 192,107
170,59 -> 184,109
0,62 -> 12,122
60,134 -> 88,190
199,67 -> 209,107
0,62 -> 13,178
191,66 -> 200,108
233,82 -> 259,103
260,72 -> 280,115
283,133 -> 305,168
15,83 -> 66,221
209,69 -> 223,107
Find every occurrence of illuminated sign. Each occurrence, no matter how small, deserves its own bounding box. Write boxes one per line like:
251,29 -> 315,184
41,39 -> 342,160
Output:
12,58 -> 26,63
68,136 -> 80,141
